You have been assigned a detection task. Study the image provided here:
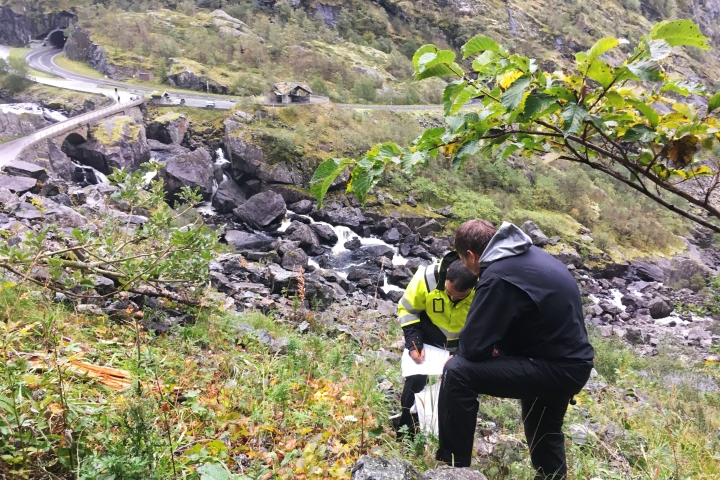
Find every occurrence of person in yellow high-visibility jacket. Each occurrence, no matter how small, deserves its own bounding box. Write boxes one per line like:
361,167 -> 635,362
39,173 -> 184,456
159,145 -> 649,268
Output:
395,252 -> 477,436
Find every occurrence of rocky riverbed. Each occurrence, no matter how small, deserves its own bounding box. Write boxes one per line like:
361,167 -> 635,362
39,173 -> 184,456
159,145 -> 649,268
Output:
2,106 -> 719,362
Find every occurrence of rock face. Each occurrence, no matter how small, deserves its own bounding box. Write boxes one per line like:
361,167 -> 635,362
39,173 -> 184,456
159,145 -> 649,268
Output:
224,132 -> 304,185
167,64 -> 229,94
146,112 -> 188,145
0,108 -> 51,141
224,230 -> 276,251
0,5 -> 74,46
66,116 -> 151,174
63,28 -> 128,79
233,191 -> 286,230
159,148 -> 215,201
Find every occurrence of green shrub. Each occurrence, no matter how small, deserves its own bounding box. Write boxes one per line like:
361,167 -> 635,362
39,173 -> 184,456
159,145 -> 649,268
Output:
452,191 -> 501,224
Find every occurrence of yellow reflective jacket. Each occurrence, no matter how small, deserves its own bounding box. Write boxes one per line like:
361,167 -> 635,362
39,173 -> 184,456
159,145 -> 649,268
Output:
397,262 -> 475,345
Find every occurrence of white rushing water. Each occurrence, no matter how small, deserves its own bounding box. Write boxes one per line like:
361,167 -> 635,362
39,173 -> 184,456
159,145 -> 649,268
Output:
0,103 -> 68,122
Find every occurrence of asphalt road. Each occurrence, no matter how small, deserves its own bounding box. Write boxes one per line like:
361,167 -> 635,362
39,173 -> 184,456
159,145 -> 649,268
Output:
25,47 -> 236,109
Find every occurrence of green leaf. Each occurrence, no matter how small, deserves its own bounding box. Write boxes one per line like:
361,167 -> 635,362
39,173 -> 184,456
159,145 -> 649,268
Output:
446,115 -> 465,132
500,144 -> 521,159
544,86 -> 577,103
416,62 -> 463,80
449,84 -> 478,114
412,44 -> 437,70
310,158 -> 354,207
401,149 -> 429,172
627,60 -> 663,82
628,100 -> 660,128
472,50 -> 499,71
415,49 -> 464,80
708,93 -> 720,114
456,140 -> 480,160
462,35 -> 500,59
586,60 -> 614,89
622,124 -> 657,142
605,91 -> 625,108
660,79 -> 703,96
561,103 -> 589,135
649,39 -> 673,61
197,463 -> 232,480
501,74 -> 531,110
650,19 -> 710,49
587,37 -> 621,63
518,93 -> 557,121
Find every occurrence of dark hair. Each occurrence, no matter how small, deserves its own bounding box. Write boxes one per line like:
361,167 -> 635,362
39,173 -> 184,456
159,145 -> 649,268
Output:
455,219 -> 497,256
446,259 -> 477,291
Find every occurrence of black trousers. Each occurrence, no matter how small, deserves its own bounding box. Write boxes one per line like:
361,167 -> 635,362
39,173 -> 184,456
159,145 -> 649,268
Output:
437,355 -> 592,479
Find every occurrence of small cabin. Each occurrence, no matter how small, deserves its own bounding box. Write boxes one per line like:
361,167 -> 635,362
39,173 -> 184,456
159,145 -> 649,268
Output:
273,82 -> 312,104
138,72 -> 154,82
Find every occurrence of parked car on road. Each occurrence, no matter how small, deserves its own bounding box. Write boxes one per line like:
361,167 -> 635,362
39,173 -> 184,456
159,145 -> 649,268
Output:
205,100 -> 215,109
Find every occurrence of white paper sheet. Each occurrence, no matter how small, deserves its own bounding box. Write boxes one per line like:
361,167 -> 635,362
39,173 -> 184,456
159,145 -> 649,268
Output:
401,344 -> 450,377
414,381 -> 441,435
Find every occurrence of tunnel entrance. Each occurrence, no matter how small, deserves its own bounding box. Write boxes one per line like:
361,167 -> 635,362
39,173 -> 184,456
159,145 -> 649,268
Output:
46,29 -> 68,48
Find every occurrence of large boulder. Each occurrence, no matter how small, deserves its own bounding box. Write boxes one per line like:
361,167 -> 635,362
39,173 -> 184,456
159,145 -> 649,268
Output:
233,191 -> 286,229
632,261 -> 665,282
666,254 -> 714,287
224,129 -> 304,185
351,455 -> 422,480
311,207 -> 366,229
2,161 -> 49,183
647,296 -> 673,319
0,175 -> 36,194
311,223 -> 338,244
0,106 -> 51,142
554,245 -> 583,268
146,112 -> 188,145
520,220 -> 549,247
212,178 -> 247,213
159,148 -> 214,201
67,116 -> 150,174
288,222 -> 320,250
224,230 -> 276,251
281,247 -> 309,270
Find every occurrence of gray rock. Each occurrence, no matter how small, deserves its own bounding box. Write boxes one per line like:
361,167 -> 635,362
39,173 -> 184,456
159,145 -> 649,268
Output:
437,206 -> 453,217
632,261 -> 664,282
382,228 -> 402,244
225,133 -> 303,185
90,275 -> 116,295
168,65 -> 229,94
212,178 -> 247,213
351,455 -> 422,480
233,191 -> 286,230
567,424 -> 595,445
312,207 -> 365,229
66,116 -> 151,174
310,223 -> 338,244
160,148 -> 215,201
416,219 -> 442,237
288,222 -> 320,249
281,248 -> 308,270
10,202 -> 41,220
2,161 -> 49,182
422,466 -> 488,480
224,230 -> 276,251
521,220 -> 548,246
647,297 -> 673,319
0,175 -> 36,194
289,199 -> 313,214
146,113 -> 188,145
555,246 -> 583,268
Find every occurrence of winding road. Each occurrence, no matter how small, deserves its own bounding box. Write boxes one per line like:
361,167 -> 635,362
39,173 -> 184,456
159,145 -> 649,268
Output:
1,45 -> 469,163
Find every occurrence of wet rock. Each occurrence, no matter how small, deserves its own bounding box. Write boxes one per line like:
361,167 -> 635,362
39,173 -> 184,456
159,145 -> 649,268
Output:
225,133 -> 303,185
212,178 -> 247,213
382,228 -> 401,244
310,223 -> 338,244
160,147 -> 215,201
281,247 -> 309,270
312,207 -> 365,229
289,199 -> 313,214
2,161 -> 49,182
345,237 -> 362,250
0,175 -> 37,194
647,297 -> 673,319
224,230 -> 276,251
233,191 -> 286,230
351,455 -> 422,480
288,223 -> 320,250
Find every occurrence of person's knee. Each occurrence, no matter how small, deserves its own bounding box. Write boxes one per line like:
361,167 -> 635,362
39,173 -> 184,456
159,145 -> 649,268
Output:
405,375 -> 427,393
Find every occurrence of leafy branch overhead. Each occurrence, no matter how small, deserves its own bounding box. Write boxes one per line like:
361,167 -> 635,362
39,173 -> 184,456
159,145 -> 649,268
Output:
311,20 -> 720,232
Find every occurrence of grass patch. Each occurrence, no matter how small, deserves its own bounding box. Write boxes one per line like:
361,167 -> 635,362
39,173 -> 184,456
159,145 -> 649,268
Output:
53,53 -> 105,79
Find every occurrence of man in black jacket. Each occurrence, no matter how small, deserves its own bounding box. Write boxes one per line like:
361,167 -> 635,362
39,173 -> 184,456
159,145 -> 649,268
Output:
437,219 -> 594,479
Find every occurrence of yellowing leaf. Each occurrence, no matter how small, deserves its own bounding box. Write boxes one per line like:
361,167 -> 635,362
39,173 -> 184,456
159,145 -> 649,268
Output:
498,70 -> 523,90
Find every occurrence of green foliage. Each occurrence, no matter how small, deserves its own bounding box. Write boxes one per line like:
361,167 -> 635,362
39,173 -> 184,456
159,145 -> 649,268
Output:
351,76 -> 379,102
312,20 -> 720,234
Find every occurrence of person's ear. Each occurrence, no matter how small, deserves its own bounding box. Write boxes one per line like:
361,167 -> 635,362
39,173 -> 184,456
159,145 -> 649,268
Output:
467,250 -> 479,264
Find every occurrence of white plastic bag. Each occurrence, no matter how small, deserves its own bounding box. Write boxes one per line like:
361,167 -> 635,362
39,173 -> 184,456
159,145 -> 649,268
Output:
413,381 -> 441,435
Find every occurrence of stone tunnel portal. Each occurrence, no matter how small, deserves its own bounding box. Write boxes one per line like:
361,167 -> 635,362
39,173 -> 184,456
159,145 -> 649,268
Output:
46,29 -> 68,48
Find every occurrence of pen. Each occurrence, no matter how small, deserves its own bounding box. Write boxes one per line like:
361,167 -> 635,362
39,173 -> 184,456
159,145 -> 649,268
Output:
412,341 -> 420,356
